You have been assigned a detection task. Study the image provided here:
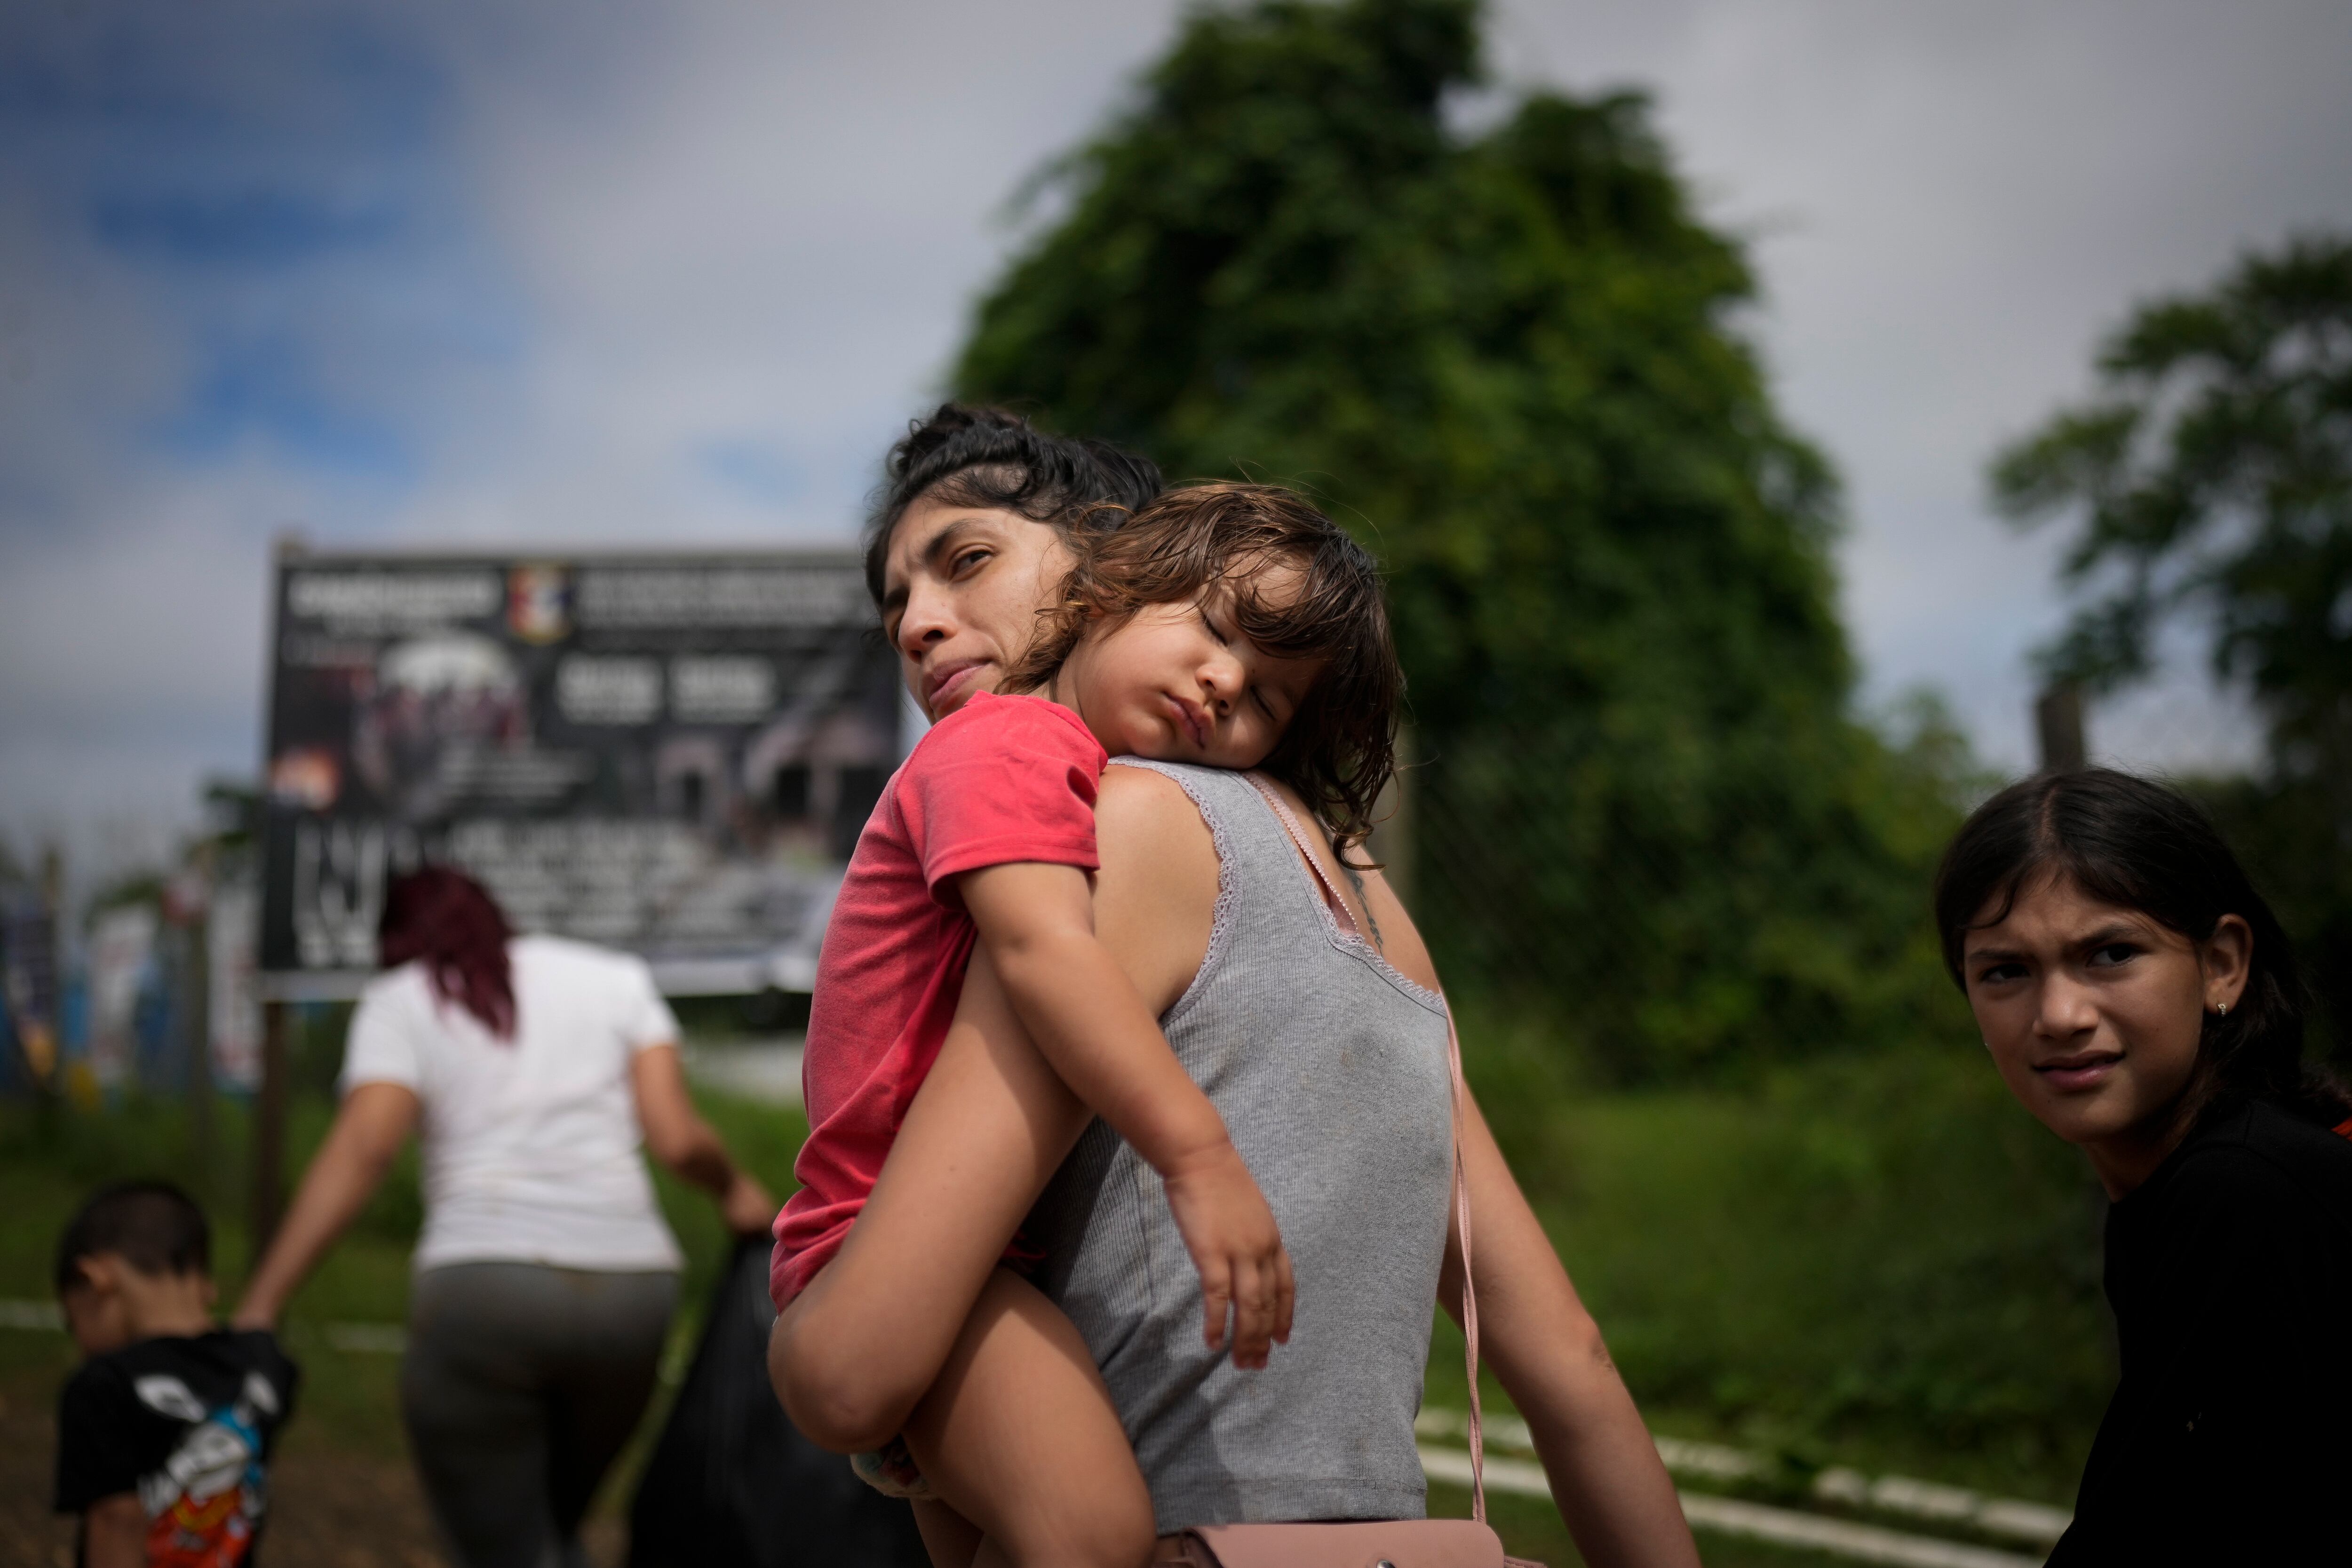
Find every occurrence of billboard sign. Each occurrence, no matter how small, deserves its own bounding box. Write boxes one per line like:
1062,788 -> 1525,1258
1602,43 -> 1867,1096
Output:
259,549 -> 898,998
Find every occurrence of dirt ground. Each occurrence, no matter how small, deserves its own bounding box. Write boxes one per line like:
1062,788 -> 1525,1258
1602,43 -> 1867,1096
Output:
0,1383 -> 624,1568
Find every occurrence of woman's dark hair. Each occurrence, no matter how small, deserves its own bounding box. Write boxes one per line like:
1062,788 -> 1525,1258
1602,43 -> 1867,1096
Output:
862,404 -> 1164,606
1004,482 -> 1401,851
380,867 -> 517,1040
55,1180 -> 210,1294
1932,767 -> 2350,1130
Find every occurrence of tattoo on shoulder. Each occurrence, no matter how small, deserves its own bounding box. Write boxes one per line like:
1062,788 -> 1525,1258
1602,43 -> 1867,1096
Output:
1338,860 -> 1384,949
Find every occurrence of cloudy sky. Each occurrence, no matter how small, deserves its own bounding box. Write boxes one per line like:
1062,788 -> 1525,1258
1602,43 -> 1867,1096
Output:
3,0 -> 2349,882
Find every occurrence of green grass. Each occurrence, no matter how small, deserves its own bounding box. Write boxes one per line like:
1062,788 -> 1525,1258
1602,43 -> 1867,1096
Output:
1429,1480 -> 1859,1568
0,1080 -> 810,1468
1421,1040 -> 2111,1510
4,1037 -> 2110,1556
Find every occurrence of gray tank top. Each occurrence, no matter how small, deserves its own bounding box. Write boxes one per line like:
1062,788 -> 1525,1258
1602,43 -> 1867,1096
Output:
1027,760 -> 1454,1533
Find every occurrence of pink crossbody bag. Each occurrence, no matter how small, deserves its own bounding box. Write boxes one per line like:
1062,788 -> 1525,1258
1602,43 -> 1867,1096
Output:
1157,780 -> 1545,1568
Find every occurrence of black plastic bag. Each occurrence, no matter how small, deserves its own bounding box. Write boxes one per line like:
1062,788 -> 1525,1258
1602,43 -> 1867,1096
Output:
629,1235 -> 930,1567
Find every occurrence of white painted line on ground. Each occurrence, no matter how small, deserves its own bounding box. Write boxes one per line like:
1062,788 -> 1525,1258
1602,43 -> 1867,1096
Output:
1653,1432 -> 1765,1482
324,1322 -> 407,1354
1419,1447 -> 2041,1568
0,1299 -> 63,1330
1970,1499 -> 2074,1544
1675,1495 -> 2042,1568
1417,1443 -> 1560,1504
684,1039 -> 805,1108
1815,1469 -> 2070,1544
1416,1409 -> 2069,1546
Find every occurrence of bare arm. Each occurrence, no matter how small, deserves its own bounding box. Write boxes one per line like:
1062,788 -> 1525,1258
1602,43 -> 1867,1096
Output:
629,1043 -> 775,1234
1439,1090 -> 1699,1568
81,1494 -> 145,1568
1270,796 -> 1696,1566
961,849 -> 1292,1362
230,1082 -> 417,1330
1335,852 -> 1696,1567
771,949 -> 1092,1450
961,862 -> 1225,1169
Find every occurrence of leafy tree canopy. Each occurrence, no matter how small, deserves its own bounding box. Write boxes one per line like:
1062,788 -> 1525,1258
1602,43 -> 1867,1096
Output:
956,0 -> 1966,1081
1993,234 -> 2352,777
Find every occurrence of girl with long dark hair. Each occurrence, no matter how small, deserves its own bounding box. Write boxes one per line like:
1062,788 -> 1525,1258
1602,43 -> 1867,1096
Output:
1933,768 -> 2352,1562
234,868 -> 776,1568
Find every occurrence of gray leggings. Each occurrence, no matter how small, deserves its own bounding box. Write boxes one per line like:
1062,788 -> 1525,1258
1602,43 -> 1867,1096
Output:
403,1262 -> 678,1568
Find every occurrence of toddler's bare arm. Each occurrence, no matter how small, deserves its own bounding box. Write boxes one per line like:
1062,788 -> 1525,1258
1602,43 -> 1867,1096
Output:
961,829 -> 1293,1366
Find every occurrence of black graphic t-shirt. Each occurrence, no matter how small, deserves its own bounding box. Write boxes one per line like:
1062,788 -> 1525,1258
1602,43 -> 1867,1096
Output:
53,1329 -> 300,1568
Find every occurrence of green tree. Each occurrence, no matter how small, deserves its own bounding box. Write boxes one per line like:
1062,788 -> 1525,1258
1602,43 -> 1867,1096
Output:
957,0 -> 1966,1082
1993,233 -> 2352,1058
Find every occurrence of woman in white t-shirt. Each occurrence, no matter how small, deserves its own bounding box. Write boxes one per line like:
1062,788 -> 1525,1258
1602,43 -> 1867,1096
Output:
234,868 -> 774,1568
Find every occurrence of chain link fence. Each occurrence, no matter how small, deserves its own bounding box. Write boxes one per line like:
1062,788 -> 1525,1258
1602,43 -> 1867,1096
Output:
1384,710 -> 1973,1088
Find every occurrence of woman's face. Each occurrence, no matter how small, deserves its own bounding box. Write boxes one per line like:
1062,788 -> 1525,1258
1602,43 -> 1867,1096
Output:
1961,871 -> 2250,1195
1049,573 -> 1322,772
880,496 -> 1075,721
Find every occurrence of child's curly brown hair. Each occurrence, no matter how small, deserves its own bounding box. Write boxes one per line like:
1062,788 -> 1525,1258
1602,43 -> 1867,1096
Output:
1005,482 -> 1401,851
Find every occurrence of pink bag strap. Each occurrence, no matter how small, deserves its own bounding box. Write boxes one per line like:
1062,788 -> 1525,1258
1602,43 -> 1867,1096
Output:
1242,773 -> 1490,1526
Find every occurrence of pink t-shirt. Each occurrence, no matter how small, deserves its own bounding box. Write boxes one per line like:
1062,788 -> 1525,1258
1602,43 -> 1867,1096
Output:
771,692 -> 1107,1306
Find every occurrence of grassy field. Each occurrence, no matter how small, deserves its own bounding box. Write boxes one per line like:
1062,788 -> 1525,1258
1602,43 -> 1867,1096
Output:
1439,1041 -> 2112,1502
0,1030 -> 2107,1565
1408,1042 -> 2113,1563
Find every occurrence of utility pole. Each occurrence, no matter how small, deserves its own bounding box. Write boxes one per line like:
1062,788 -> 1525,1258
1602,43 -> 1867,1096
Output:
249,999 -> 288,1255
248,532 -> 305,1259
182,849 -> 215,1202
2035,681 -> 2087,776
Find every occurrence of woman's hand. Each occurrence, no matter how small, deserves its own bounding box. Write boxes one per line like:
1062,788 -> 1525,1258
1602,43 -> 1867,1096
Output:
721,1169 -> 779,1237
629,1043 -> 775,1234
1160,1140 -> 1296,1369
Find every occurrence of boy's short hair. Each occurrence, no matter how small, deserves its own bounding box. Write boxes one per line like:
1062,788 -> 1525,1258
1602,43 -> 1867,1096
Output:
55,1181 -> 211,1295
1008,482 -> 1402,850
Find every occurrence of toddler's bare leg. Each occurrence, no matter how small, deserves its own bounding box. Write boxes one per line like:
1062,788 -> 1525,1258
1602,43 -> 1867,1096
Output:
911,1499 -> 986,1568
903,1267 -> 1156,1568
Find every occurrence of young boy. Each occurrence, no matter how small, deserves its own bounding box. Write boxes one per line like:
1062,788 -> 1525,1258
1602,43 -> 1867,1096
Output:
53,1181 -> 300,1568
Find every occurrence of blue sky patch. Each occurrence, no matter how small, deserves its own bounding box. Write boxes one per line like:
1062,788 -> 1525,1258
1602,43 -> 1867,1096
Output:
91,187 -> 403,268
156,328 -> 414,483
0,3 -> 521,497
701,438 -> 805,509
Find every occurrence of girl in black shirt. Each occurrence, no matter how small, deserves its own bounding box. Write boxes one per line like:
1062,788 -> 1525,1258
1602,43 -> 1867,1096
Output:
1934,769 -> 2352,1565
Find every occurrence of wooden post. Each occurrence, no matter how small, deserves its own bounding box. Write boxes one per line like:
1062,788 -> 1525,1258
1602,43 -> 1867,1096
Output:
249,999 -> 289,1255
2035,681 -> 2087,776
187,897 -> 215,1202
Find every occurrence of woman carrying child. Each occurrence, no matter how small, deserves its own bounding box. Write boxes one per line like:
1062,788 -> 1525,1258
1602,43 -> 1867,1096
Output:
1934,768 -> 2352,1561
769,406 -> 1699,1567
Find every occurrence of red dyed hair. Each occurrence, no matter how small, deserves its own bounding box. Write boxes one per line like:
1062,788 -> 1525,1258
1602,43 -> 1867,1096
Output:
378,867 -> 517,1040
